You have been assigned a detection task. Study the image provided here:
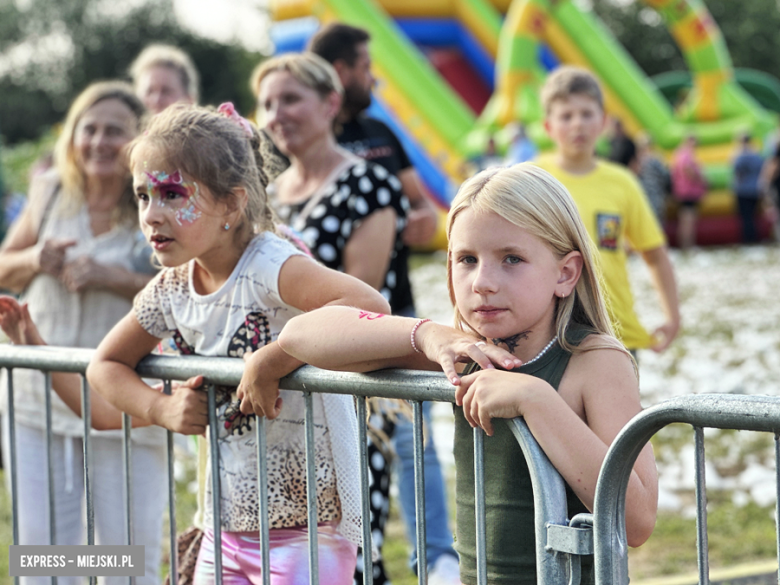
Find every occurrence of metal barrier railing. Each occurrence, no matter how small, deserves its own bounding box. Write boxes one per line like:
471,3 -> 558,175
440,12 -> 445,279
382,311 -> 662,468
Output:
593,394 -> 780,585
0,345 -> 590,585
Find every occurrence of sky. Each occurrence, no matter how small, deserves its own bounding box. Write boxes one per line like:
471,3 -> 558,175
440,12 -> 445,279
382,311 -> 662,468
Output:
174,0 -> 273,53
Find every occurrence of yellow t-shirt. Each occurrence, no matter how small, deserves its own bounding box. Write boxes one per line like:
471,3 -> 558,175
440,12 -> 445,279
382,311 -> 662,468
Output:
534,157 -> 666,350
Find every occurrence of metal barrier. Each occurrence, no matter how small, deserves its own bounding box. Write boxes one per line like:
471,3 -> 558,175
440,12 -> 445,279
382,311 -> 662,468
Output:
12,347 -> 780,585
593,394 -> 780,585
0,345 -> 589,585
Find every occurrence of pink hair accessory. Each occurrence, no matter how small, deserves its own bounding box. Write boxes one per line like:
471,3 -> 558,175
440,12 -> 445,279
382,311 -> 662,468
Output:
218,102 -> 253,137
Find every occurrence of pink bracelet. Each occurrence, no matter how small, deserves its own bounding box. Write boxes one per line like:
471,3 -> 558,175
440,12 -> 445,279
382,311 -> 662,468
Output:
410,318 -> 431,353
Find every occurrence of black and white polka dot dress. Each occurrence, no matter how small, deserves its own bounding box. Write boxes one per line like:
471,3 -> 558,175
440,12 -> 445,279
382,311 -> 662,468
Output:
276,161 -> 414,314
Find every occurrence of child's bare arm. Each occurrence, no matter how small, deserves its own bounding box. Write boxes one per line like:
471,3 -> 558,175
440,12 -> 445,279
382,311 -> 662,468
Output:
237,257 -> 392,419
87,313 -> 208,435
0,296 -> 45,345
278,305 -> 521,380
456,340 -> 657,547
640,246 -> 681,351
1,296 -> 154,430
568,345 -> 657,547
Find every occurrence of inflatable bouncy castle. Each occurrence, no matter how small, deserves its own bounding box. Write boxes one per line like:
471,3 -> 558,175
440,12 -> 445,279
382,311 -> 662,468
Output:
269,0 -> 780,247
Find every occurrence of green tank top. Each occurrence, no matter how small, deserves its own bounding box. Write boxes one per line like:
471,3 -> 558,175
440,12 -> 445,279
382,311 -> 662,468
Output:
454,326 -> 595,585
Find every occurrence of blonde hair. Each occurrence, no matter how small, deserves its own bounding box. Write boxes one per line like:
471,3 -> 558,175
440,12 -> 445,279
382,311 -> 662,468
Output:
541,66 -> 604,114
53,80 -> 145,225
446,164 -> 620,355
250,52 -> 343,104
129,44 -> 200,104
128,104 -> 276,246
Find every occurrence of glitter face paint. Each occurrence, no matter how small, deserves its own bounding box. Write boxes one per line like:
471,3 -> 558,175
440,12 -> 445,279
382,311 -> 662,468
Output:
144,169 -> 203,226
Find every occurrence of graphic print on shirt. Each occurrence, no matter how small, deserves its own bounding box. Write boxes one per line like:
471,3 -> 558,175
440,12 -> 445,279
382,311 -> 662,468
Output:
213,312 -> 273,436
596,213 -> 621,250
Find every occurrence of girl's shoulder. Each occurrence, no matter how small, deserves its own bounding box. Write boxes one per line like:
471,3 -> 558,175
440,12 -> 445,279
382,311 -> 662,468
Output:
241,232 -> 310,297
247,231 -> 307,263
136,263 -> 189,305
564,333 -> 637,392
572,333 -> 634,366
576,332 -> 627,352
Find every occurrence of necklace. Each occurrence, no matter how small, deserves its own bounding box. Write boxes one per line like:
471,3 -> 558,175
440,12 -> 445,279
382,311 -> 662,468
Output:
522,335 -> 558,367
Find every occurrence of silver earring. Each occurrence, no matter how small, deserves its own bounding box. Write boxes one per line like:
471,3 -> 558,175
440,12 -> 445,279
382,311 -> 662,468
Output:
224,223 -> 230,230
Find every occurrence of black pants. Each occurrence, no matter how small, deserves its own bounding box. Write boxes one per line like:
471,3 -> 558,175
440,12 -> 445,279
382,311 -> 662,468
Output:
353,414 -> 396,585
737,196 -> 760,243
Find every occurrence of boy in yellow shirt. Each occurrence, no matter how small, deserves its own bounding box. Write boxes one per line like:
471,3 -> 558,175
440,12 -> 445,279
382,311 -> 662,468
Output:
534,66 -> 680,352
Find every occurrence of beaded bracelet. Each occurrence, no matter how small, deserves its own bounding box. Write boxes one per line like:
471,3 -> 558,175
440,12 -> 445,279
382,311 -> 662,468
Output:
410,318 -> 431,353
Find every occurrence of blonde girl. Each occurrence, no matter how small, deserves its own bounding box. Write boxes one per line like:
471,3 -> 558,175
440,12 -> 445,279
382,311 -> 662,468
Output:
277,164 -> 658,584
87,103 -> 389,585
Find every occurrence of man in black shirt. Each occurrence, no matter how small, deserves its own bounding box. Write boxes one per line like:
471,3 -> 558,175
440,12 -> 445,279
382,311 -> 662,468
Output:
308,24 -> 439,248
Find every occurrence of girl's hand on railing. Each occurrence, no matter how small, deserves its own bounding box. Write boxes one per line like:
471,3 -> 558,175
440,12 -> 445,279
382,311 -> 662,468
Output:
150,374 -> 209,435
236,349 -> 284,420
416,322 -> 522,386
0,296 -> 44,345
455,369 -> 548,436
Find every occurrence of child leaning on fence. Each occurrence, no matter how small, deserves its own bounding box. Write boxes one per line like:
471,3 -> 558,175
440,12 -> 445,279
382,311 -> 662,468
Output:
86,103 -> 390,585
277,164 -> 659,585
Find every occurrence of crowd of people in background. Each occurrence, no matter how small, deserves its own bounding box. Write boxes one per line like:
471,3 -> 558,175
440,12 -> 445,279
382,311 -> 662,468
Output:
0,20 -> 777,585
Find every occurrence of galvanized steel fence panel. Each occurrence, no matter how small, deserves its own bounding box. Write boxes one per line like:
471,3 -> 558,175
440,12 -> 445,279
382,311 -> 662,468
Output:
0,347 -> 500,585
593,394 -> 780,585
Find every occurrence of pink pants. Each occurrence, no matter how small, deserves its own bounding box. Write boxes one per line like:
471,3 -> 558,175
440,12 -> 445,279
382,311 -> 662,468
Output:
193,524 -> 358,585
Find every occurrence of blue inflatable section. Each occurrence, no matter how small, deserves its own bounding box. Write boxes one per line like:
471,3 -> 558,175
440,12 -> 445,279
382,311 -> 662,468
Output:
395,18 -> 493,88
270,17 -> 316,53
366,100 -> 454,206
539,44 -> 559,71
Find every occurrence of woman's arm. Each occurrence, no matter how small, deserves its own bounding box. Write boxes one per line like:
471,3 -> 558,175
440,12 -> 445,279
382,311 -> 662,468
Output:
456,340 -> 657,547
759,157 -> 778,194
60,258 -> 152,300
0,206 -> 77,293
86,313 -> 208,435
0,174 -> 79,293
342,207 -> 396,290
278,304 -> 521,378
0,296 -> 150,430
397,168 -> 438,247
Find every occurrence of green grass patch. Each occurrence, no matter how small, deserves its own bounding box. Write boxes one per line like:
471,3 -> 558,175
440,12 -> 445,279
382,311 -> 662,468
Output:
629,500 -> 777,578
1,131 -> 57,196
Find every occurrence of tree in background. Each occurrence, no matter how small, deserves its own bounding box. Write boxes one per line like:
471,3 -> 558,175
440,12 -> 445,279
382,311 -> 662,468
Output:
591,0 -> 780,82
0,0 -> 266,145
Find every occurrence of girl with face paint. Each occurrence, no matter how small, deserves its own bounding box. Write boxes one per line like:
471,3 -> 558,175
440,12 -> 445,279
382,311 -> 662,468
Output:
87,103 -> 389,585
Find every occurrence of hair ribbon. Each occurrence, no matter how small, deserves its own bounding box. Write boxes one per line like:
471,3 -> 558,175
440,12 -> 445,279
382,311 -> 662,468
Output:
218,102 -> 253,138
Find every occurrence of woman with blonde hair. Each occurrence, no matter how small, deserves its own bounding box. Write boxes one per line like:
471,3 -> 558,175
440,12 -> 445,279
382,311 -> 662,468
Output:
0,80 -> 166,585
252,53 -> 412,316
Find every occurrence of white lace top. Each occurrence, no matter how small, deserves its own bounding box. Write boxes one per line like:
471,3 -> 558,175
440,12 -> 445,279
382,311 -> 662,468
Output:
133,232 -> 362,542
